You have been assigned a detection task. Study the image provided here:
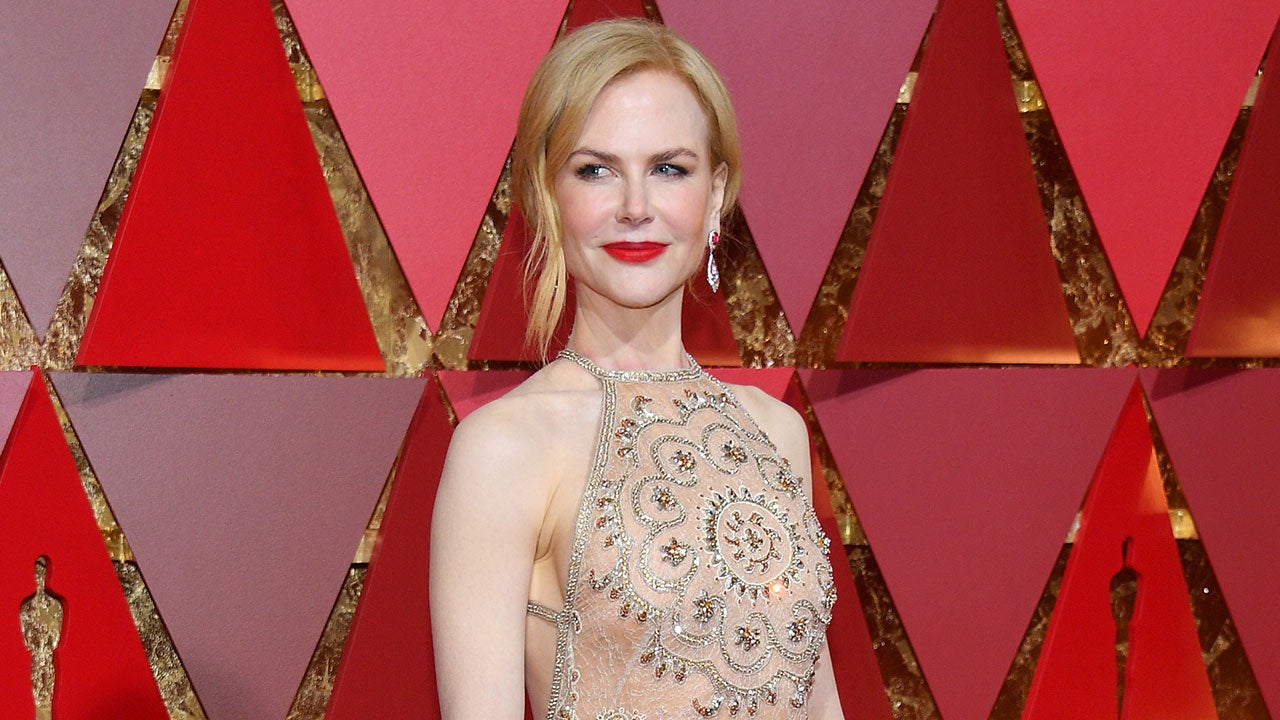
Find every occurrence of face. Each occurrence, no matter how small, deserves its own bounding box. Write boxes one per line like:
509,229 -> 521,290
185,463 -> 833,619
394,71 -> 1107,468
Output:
554,69 -> 727,312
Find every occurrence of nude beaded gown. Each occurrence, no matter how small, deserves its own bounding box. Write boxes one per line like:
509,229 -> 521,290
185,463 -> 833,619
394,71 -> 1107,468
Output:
528,350 -> 838,720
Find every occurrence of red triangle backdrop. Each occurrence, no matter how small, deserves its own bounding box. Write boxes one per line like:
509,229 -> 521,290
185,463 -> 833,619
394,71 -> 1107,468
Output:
566,0 -> 650,24
802,368 -> 1135,720
1144,369 -> 1280,713
1023,381 -> 1217,720
1006,0 -> 1280,333
0,372 -> 168,720
0,372 -> 31,446
1187,21 -> 1280,358
283,0 -> 566,330
326,378 -> 449,719
76,0 -> 382,371
838,0 -> 1077,364
53,373 -> 424,720
0,0 -> 173,335
469,207 -> 575,362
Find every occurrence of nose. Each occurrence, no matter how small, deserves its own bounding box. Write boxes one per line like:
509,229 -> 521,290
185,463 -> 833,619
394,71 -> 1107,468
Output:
616,178 -> 652,226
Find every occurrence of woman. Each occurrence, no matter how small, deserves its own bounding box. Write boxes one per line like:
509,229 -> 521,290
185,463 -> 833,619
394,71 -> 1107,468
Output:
431,19 -> 845,720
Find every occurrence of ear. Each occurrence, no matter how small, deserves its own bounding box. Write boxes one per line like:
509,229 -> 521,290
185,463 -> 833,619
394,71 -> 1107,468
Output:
708,161 -> 728,229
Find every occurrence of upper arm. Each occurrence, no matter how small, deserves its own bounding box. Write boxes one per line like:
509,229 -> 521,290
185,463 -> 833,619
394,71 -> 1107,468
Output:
430,402 -> 550,720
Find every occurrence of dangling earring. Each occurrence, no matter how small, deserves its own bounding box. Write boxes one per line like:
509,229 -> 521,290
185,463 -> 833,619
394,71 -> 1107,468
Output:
706,229 -> 721,292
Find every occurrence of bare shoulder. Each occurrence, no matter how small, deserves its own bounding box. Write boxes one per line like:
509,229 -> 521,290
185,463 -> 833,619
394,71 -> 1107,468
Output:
445,360 -> 602,487
719,381 -> 809,460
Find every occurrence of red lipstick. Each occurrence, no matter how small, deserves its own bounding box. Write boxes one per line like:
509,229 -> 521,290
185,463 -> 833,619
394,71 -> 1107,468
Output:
602,241 -> 666,263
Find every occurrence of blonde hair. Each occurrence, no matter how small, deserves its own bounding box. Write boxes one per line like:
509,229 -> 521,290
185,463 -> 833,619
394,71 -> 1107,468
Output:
512,18 -> 742,357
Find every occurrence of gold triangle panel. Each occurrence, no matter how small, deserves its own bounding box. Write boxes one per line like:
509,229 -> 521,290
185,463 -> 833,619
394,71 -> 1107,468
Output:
0,261 -> 41,370
434,160 -> 516,371
281,0 -> 431,376
43,0 -> 427,375
43,372 -> 205,717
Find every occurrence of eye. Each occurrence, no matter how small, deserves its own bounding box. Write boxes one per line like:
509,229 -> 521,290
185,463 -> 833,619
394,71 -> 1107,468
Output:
654,162 -> 690,177
574,163 -> 609,180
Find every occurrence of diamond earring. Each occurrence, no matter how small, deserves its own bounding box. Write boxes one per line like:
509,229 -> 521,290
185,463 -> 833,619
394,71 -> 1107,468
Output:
706,230 -> 721,292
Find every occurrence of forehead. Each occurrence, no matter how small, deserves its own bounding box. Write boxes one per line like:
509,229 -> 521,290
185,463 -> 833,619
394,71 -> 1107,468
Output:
574,69 -> 710,150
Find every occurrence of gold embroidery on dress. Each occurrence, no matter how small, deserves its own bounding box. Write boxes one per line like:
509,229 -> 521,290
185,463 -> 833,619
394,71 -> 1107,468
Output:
546,351 -> 835,719
598,710 -> 647,720
528,601 -> 562,624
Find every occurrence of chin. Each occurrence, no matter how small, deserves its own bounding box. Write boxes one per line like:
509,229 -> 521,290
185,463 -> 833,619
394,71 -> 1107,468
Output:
616,288 -> 685,310
591,280 -> 689,311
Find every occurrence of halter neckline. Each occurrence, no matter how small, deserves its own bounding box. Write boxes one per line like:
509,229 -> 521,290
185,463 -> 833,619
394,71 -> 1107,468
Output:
557,348 -> 703,383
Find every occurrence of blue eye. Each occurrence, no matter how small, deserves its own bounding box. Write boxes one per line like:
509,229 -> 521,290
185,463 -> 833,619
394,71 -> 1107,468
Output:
655,162 -> 690,177
575,164 -> 608,179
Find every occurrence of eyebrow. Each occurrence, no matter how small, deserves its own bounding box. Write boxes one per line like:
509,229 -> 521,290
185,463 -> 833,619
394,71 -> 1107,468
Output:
569,147 -> 701,164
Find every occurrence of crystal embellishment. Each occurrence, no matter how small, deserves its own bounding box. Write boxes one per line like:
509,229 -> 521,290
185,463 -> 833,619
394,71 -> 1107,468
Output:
721,439 -> 748,465
672,449 -> 697,473
735,624 -> 761,651
661,537 -> 690,566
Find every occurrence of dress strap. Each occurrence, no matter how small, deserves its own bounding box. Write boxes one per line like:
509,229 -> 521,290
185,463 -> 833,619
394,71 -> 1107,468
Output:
526,600 -> 562,624
556,348 -> 702,383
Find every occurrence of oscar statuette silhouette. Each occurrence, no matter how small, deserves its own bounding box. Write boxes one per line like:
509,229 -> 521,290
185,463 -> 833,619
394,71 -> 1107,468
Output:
19,556 -> 64,720
1109,538 -> 1140,720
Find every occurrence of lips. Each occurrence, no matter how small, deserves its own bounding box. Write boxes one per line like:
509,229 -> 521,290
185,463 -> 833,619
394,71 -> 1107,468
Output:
602,241 -> 667,263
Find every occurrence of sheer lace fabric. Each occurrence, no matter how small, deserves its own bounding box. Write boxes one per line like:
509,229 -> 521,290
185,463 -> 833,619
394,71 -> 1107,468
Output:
538,351 -> 837,720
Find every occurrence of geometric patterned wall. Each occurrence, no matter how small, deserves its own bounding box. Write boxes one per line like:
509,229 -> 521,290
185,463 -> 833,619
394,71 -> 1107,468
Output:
2,0 -> 1278,718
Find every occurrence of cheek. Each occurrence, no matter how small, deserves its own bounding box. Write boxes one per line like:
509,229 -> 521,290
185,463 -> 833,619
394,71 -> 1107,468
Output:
671,187 -> 714,236
555,198 -> 593,278
555,187 -> 606,243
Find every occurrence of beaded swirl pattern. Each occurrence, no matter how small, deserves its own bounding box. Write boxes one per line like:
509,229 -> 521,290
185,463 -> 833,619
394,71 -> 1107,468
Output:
544,351 -> 836,720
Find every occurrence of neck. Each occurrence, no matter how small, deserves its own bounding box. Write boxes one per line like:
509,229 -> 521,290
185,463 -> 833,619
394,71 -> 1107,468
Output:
565,287 -> 688,371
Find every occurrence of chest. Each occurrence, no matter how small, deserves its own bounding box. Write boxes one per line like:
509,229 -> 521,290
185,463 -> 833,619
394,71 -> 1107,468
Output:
549,380 -> 837,718
575,383 -> 831,615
